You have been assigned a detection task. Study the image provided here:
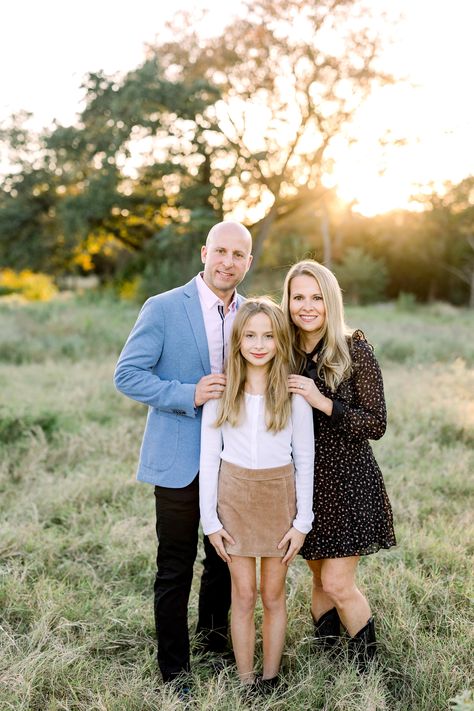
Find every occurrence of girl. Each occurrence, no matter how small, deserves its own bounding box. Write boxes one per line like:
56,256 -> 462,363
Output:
199,298 -> 314,689
283,260 -> 396,671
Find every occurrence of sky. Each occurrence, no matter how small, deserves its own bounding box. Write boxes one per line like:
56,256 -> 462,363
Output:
1,0 -> 473,216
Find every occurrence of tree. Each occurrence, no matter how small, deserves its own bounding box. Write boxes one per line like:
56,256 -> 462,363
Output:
158,0 -> 394,274
0,113 -> 62,272
334,247 -> 388,304
410,178 -> 474,306
426,178 -> 474,307
0,62 -> 222,277
448,178 -> 474,308
0,1 -> 394,284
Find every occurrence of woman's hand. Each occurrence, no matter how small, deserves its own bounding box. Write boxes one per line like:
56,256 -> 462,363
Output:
278,526 -> 306,566
288,374 -> 333,415
208,528 -> 235,564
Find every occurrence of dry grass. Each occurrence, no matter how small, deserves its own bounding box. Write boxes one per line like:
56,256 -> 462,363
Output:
0,296 -> 473,710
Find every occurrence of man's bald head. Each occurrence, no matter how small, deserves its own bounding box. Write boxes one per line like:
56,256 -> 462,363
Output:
205,221 -> 252,250
201,221 -> 253,301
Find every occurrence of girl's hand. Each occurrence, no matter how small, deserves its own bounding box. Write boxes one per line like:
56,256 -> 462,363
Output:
278,527 -> 306,566
288,374 -> 333,415
208,528 -> 235,564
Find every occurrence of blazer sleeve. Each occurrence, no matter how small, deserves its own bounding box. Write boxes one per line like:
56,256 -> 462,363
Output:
114,297 -> 197,417
329,339 -> 387,441
199,400 -> 224,535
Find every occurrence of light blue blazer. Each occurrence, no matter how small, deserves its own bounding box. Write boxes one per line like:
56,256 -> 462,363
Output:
114,276 -> 244,488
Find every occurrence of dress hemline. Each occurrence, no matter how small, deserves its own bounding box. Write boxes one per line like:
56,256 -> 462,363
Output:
300,540 -> 396,561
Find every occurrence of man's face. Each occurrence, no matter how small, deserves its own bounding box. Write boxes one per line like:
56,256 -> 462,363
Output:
201,227 -> 253,297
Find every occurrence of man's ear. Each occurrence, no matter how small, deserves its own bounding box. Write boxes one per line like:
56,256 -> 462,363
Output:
201,245 -> 207,264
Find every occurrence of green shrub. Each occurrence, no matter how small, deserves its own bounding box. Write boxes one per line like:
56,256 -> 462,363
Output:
396,291 -> 418,311
335,248 -> 388,304
378,338 -> 416,363
0,411 -> 61,443
118,209 -> 216,301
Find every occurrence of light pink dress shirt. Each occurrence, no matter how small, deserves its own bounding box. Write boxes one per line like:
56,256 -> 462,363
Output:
195,272 -> 238,373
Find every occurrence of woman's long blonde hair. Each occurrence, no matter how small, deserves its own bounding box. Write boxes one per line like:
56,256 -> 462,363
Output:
215,297 -> 292,432
281,260 -> 353,391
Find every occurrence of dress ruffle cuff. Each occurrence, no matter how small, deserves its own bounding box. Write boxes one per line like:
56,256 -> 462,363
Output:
329,398 -> 345,426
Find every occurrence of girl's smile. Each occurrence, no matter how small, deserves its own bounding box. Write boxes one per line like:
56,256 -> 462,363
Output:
240,312 -> 276,368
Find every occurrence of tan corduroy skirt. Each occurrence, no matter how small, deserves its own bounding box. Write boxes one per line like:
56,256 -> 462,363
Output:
217,460 -> 296,558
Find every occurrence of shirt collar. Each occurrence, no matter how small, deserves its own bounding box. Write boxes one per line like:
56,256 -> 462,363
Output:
196,272 -> 238,312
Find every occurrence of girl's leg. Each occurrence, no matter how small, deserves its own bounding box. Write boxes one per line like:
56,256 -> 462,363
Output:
260,557 -> 288,679
319,556 -> 371,636
228,556 -> 258,683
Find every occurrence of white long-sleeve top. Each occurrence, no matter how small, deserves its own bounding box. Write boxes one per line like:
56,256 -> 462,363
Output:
199,393 -> 315,536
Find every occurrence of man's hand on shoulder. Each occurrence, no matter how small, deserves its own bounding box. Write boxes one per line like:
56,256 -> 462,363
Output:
194,374 -> 227,407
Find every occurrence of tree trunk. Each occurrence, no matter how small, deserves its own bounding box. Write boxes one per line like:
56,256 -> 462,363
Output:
246,204 -> 278,284
428,278 -> 437,302
320,204 -> 331,269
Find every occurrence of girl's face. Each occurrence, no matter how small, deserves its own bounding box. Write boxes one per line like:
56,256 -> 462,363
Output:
288,274 -> 326,337
240,312 -> 276,368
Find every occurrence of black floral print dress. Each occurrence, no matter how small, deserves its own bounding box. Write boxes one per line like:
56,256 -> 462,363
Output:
300,330 -> 396,560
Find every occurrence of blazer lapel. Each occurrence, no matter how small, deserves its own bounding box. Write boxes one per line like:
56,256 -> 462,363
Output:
183,278 -> 211,373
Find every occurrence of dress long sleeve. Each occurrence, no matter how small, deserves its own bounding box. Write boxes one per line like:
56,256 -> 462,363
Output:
329,339 -> 387,441
199,400 -> 224,535
290,394 -> 315,533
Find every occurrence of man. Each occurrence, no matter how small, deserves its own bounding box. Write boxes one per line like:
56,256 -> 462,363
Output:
114,221 -> 253,684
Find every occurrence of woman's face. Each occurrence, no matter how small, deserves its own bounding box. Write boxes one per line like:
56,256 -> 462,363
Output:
288,274 -> 326,337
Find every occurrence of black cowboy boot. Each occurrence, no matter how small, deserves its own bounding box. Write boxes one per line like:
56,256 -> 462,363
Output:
253,675 -> 286,696
348,617 -> 377,672
312,607 -> 341,650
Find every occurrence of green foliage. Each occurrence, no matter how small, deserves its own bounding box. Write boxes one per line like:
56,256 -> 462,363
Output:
335,247 -> 388,304
1,8 -> 473,306
0,1 -> 392,279
0,59 -> 222,278
260,231 -> 313,270
0,169 -> 60,272
395,291 -> 417,312
129,209 -> 216,299
0,410 -> 60,443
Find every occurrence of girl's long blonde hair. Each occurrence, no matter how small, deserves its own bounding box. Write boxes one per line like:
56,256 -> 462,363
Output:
281,260 -> 353,391
215,297 -> 292,432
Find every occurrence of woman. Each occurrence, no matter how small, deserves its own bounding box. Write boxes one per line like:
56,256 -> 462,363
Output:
282,260 -> 396,670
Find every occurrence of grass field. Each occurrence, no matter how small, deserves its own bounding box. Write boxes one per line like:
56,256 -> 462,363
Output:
0,294 -> 473,711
